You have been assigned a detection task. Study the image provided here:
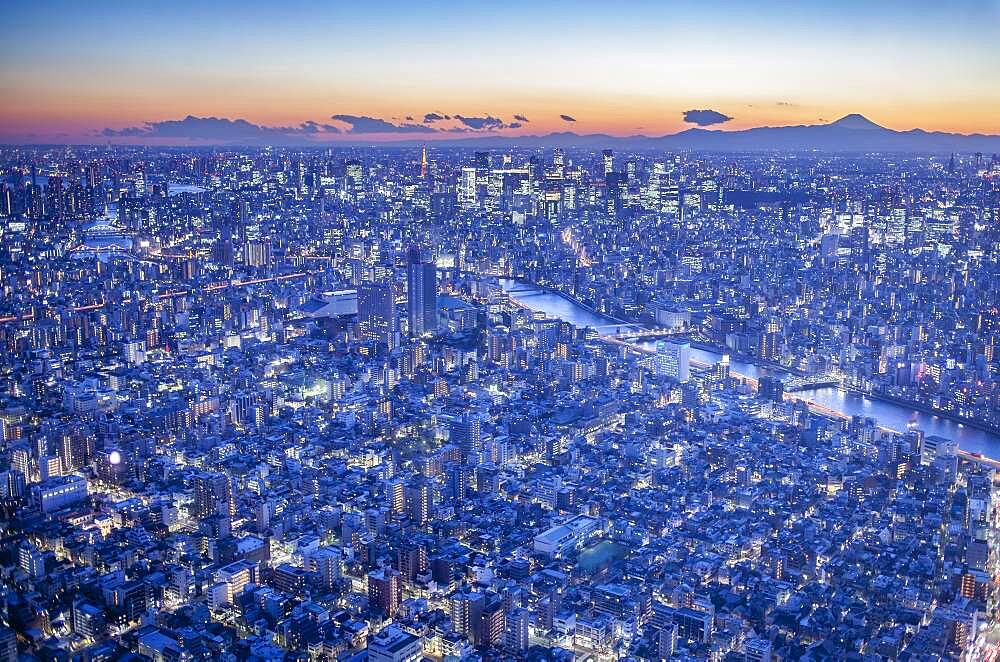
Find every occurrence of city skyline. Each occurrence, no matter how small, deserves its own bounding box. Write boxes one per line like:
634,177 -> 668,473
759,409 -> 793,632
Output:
2,3 -> 1000,660
3,0 -> 999,144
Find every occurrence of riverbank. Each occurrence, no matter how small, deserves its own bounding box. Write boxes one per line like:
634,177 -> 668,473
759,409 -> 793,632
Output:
844,387 -> 1000,436
498,277 -> 1000,461
509,279 -> 639,329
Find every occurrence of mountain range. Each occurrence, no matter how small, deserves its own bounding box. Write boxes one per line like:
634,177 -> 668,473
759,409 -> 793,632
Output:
393,114 -> 1000,153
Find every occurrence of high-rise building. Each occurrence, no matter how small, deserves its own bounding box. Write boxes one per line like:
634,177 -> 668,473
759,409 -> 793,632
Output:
450,413 -> 483,456
759,320 -> 781,362
134,166 -> 146,197
505,607 -> 530,653
654,341 -> 690,383
479,596 -> 506,648
368,568 -> 402,616
602,149 -> 614,176
405,481 -> 431,525
192,472 -> 234,519
758,375 -> 784,402
396,542 -> 427,583
358,281 -> 399,350
459,167 -> 477,208
0,185 -> 12,217
406,247 -> 437,337
450,590 -> 485,644
308,547 -> 342,590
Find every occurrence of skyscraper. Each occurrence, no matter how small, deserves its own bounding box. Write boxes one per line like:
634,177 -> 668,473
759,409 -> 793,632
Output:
406,246 -> 437,337
359,281 -> 399,350
459,167 -> 477,208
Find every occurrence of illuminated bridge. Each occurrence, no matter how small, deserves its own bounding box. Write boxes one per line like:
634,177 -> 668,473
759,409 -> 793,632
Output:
781,372 -> 843,392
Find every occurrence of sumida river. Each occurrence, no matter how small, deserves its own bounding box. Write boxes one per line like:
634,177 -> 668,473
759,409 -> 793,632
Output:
499,279 -> 1000,458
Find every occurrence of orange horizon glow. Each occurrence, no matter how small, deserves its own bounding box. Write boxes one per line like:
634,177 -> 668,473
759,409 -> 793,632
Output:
2,1 -> 998,143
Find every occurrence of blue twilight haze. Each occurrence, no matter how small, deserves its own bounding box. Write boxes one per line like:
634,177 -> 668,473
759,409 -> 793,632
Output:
0,3 -> 999,661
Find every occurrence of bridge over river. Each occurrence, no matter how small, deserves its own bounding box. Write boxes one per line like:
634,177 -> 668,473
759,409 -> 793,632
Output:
498,277 -> 1000,460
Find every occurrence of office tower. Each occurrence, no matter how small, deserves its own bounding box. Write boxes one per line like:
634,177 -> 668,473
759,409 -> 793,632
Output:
459,167 -> 477,208
134,166 -> 146,196
420,145 -> 428,178
72,601 -> 106,640
625,159 -> 637,182
368,626 -> 422,662
543,184 -> 561,221
674,607 -> 713,644
297,159 -> 308,195
446,462 -> 472,501
602,149 -> 614,176
86,162 -> 99,189
606,172 -> 627,216
358,280 -> 399,350
474,151 -> 490,191
367,568 -> 402,616
406,246 -> 437,337
55,428 -> 94,473
654,341 -> 690,383
192,472 -> 234,519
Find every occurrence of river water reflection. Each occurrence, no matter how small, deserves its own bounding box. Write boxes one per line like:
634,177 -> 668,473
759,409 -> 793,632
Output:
499,279 -> 1000,458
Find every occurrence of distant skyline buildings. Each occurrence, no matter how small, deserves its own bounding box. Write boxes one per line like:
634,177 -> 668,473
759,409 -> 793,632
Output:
2,1 -> 999,143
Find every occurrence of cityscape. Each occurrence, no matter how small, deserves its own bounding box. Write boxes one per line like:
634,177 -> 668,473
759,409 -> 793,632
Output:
2,2 -> 1000,662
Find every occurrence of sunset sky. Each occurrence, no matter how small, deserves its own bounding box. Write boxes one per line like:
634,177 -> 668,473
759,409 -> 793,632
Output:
3,0 -> 999,143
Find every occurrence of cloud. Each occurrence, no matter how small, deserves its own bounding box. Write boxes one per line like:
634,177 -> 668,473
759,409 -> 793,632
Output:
423,112 -> 451,123
454,115 -> 506,130
404,115 -> 414,121
508,122 -> 522,129
682,109 -> 733,126
776,101 -> 797,107
513,114 -> 530,122
559,114 -> 576,122
99,115 -> 340,141
331,114 -> 437,134
297,120 -> 341,134
102,126 -> 149,137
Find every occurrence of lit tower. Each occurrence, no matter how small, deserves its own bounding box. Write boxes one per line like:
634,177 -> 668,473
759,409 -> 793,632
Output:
420,145 -> 428,179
